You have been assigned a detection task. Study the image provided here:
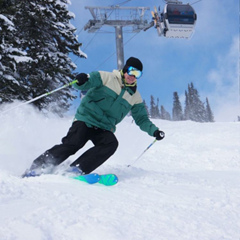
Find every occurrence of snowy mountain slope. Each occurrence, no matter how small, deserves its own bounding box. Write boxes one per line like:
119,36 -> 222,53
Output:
0,104 -> 240,240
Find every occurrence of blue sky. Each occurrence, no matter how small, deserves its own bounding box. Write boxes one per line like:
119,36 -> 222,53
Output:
68,0 -> 239,122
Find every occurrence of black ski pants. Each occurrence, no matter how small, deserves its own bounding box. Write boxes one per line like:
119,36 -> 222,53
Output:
30,121 -> 118,174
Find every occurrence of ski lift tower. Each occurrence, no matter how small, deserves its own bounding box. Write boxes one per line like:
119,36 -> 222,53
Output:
84,6 -> 150,69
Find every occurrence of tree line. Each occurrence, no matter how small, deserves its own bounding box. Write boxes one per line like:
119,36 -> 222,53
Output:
146,82 -> 214,122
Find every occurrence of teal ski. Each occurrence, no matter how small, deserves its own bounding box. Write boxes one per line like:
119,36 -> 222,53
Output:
72,173 -> 118,186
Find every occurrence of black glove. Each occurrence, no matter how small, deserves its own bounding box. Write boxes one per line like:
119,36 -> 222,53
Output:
154,130 -> 165,140
76,73 -> 88,86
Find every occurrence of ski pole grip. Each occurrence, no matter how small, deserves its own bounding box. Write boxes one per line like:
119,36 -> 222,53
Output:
69,80 -> 78,86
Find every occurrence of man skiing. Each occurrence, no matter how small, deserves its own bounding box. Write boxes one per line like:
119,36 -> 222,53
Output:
23,57 -> 165,177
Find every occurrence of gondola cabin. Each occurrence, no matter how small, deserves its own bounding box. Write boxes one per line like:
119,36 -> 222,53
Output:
163,3 -> 197,39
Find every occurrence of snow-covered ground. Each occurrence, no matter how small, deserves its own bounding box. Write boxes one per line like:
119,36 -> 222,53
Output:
0,103 -> 240,240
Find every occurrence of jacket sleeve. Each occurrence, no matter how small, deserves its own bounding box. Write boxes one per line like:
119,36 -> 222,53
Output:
131,102 -> 159,136
73,71 -> 103,90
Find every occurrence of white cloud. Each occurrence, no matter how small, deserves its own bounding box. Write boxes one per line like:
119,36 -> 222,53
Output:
206,36 -> 239,121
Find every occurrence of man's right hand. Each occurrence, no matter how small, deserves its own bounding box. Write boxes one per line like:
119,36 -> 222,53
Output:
76,73 -> 88,86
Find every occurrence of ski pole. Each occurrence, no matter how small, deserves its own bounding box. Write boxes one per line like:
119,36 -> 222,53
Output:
127,139 -> 157,167
1,80 -> 78,115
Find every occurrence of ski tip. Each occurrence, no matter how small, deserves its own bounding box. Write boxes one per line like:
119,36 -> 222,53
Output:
98,174 -> 118,186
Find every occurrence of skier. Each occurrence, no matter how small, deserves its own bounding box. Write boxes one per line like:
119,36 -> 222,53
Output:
23,57 -> 165,177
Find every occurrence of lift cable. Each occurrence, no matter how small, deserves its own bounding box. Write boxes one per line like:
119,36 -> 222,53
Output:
93,31 -> 140,71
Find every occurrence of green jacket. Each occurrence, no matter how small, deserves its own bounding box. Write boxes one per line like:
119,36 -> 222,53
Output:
73,70 -> 158,136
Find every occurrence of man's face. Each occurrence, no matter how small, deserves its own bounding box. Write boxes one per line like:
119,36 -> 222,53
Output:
124,72 -> 137,85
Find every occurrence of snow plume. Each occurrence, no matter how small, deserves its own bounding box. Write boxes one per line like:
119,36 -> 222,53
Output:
206,36 -> 239,121
0,104 -> 240,239
0,102 -> 71,173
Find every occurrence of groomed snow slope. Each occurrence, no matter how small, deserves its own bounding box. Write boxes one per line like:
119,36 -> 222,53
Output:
0,104 -> 240,240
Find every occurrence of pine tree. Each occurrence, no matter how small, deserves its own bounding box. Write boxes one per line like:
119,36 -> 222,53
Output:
156,98 -> 160,118
160,105 -> 171,120
187,83 -> 195,120
192,84 -> 206,122
185,83 -> 206,122
184,90 -> 190,120
0,0 -> 28,103
172,92 -> 183,121
150,95 -> 157,118
205,97 -> 214,122
0,0 -> 85,115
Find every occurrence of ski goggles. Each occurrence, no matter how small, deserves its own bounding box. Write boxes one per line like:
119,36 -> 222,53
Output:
127,66 -> 142,79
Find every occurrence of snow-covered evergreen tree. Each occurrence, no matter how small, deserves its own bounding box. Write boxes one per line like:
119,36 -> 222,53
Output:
150,95 -> 158,118
160,105 -> 171,120
185,83 -> 206,122
184,90 -> 190,120
187,83 -> 195,120
172,91 -> 183,121
0,0 -> 86,115
0,0 -> 30,103
156,98 -> 160,118
191,84 -> 206,122
205,97 -> 214,122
